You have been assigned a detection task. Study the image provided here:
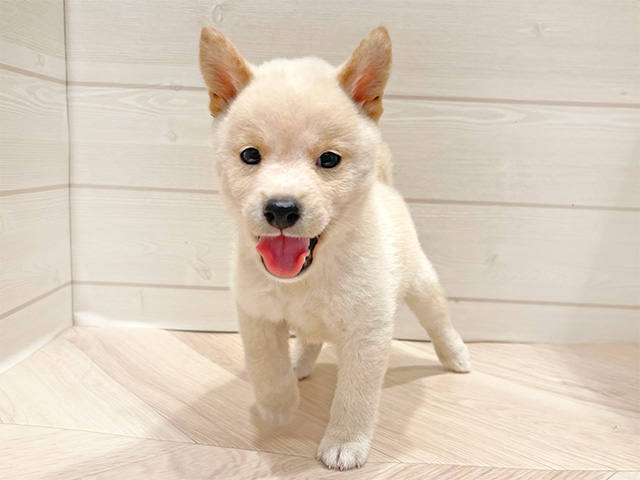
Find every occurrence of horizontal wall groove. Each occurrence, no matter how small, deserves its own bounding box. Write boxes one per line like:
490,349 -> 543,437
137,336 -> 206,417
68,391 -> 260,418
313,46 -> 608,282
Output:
0,282 -> 71,320
66,79 -> 640,110
0,63 -> 65,85
0,184 -> 69,197
404,197 -> 640,213
67,80 -> 207,91
73,281 -> 231,291
448,296 -> 640,311
70,184 -> 219,195
384,93 -> 640,110
72,281 -> 639,311
69,184 -> 639,213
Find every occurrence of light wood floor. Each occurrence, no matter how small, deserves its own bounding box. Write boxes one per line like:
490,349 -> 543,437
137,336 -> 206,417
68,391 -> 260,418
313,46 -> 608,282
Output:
0,327 -> 638,479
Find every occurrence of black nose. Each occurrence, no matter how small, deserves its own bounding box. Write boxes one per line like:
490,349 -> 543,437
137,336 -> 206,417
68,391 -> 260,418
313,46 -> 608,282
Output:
264,198 -> 301,230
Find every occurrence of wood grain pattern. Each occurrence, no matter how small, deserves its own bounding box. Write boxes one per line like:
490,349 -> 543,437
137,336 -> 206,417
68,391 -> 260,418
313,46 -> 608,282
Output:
0,69 -> 68,191
0,336 -> 191,441
378,341 -> 638,468
408,202 -> 639,306
64,0 -> 639,104
0,189 -> 71,315
0,0 -> 66,80
67,86 -> 640,208
0,425 -> 620,480
67,86 -> 216,191
70,188 -> 234,287
72,284 -> 640,344
398,298 -> 640,344
0,327 -> 637,477
63,328 -> 640,468
62,327 -> 398,462
61,0 -> 639,341
80,444 -> 619,480
458,343 -> 640,415
384,99 -> 640,209
70,188 -> 639,306
0,424 -> 186,480
0,2 -> 71,371
0,285 -> 71,373
72,283 -> 236,331
610,473 -> 640,480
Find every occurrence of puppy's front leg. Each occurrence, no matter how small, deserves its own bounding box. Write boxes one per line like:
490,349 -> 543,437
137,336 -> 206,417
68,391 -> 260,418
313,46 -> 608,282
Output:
317,325 -> 392,470
237,308 -> 299,427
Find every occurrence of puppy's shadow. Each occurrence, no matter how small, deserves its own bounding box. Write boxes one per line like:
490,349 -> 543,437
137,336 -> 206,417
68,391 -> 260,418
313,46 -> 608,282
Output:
383,364 -> 445,388
143,340 -> 449,477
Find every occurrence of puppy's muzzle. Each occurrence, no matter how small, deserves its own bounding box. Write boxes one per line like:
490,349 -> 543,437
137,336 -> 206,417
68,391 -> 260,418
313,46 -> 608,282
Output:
264,198 -> 301,230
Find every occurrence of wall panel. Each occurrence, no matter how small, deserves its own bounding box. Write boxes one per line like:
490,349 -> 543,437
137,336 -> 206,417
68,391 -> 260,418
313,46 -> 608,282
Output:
65,0 -> 639,104
0,1 -> 71,372
65,0 -> 639,342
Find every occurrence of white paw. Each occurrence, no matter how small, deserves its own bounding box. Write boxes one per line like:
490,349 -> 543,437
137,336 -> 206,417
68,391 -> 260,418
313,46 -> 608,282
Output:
292,342 -> 322,380
257,402 -> 296,427
317,435 -> 371,470
437,339 -> 472,373
256,381 -> 299,427
294,357 -> 314,380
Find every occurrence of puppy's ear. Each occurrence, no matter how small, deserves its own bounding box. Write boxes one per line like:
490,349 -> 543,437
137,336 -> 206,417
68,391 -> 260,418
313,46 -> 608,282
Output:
199,27 -> 252,116
337,27 -> 392,122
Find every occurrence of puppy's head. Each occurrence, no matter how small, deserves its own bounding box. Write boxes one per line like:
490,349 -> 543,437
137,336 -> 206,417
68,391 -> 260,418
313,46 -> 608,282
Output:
200,27 -> 391,280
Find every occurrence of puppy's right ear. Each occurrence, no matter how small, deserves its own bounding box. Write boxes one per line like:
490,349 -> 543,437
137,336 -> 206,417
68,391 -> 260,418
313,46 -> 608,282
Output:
199,27 -> 252,116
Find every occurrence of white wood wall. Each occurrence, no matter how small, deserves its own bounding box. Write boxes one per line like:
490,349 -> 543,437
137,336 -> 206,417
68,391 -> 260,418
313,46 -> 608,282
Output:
0,0 -> 72,372
65,0 -> 640,343
4,0 -> 632,346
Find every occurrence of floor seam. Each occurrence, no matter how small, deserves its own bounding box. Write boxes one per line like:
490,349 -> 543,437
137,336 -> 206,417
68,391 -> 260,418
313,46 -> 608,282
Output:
47,331 -> 198,444
0,423 -> 624,472
68,443 -> 191,480
1,423 -> 621,472
0,422 -> 196,446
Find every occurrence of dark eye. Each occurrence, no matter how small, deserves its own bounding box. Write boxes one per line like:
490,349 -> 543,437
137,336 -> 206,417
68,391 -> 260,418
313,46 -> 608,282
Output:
240,147 -> 261,165
316,151 -> 341,168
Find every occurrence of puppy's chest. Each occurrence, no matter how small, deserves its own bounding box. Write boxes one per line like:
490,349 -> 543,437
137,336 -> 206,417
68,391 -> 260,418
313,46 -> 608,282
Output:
252,283 -> 342,343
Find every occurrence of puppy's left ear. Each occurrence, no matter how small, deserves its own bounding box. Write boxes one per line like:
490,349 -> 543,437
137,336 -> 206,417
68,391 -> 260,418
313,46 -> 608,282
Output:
199,27 -> 252,116
337,26 -> 392,122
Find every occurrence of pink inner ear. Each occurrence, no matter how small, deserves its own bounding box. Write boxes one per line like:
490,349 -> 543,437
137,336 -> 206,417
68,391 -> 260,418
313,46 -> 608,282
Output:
216,64 -> 237,101
353,64 -> 377,103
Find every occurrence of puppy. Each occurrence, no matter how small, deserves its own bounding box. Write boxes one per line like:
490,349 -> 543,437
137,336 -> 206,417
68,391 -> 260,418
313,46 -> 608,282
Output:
199,26 -> 471,470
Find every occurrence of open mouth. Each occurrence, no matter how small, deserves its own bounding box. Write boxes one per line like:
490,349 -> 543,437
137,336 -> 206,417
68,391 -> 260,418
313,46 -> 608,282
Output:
256,235 -> 319,278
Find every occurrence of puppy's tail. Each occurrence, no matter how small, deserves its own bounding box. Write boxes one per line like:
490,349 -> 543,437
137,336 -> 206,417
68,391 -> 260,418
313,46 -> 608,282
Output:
376,142 -> 393,185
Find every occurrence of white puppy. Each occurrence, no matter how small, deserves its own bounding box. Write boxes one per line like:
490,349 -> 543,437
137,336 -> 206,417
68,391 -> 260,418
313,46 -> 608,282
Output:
199,26 -> 471,470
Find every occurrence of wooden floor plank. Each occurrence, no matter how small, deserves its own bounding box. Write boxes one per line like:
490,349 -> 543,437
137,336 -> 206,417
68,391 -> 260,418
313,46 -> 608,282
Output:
0,336 -> 190,442
383,341 -> 639,468
609,473 -> 640,480
75,443 -> 617,480
463,343 -> 640,415
2,327 -> 638,475
0,424 -> 186,480
174,332 -> 640,469
62,327 -> 395,463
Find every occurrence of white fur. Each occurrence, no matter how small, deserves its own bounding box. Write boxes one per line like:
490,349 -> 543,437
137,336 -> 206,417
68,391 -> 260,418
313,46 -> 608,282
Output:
205,39 -> 470,471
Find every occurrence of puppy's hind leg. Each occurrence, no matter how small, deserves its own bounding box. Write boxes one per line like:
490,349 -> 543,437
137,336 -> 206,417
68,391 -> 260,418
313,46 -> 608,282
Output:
405,255 -> 471,373
292,339 -> 323,380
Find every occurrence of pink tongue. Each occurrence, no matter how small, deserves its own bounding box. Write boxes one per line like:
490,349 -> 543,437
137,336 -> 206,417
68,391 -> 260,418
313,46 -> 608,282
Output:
256,235 -> 311,278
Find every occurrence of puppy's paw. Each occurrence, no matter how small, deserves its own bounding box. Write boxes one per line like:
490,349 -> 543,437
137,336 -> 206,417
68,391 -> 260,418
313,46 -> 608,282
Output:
292,342 -> 322,380
317,435 -> 371,470
437,339 -> 472,373
257,402 -> 296,427
294,356 -> 315,381
256,381 -> 299,427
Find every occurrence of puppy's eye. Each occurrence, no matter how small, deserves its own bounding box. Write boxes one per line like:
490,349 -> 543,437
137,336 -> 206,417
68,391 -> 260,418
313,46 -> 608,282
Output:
316,151 -> 341,169
240,147 -> 261,165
